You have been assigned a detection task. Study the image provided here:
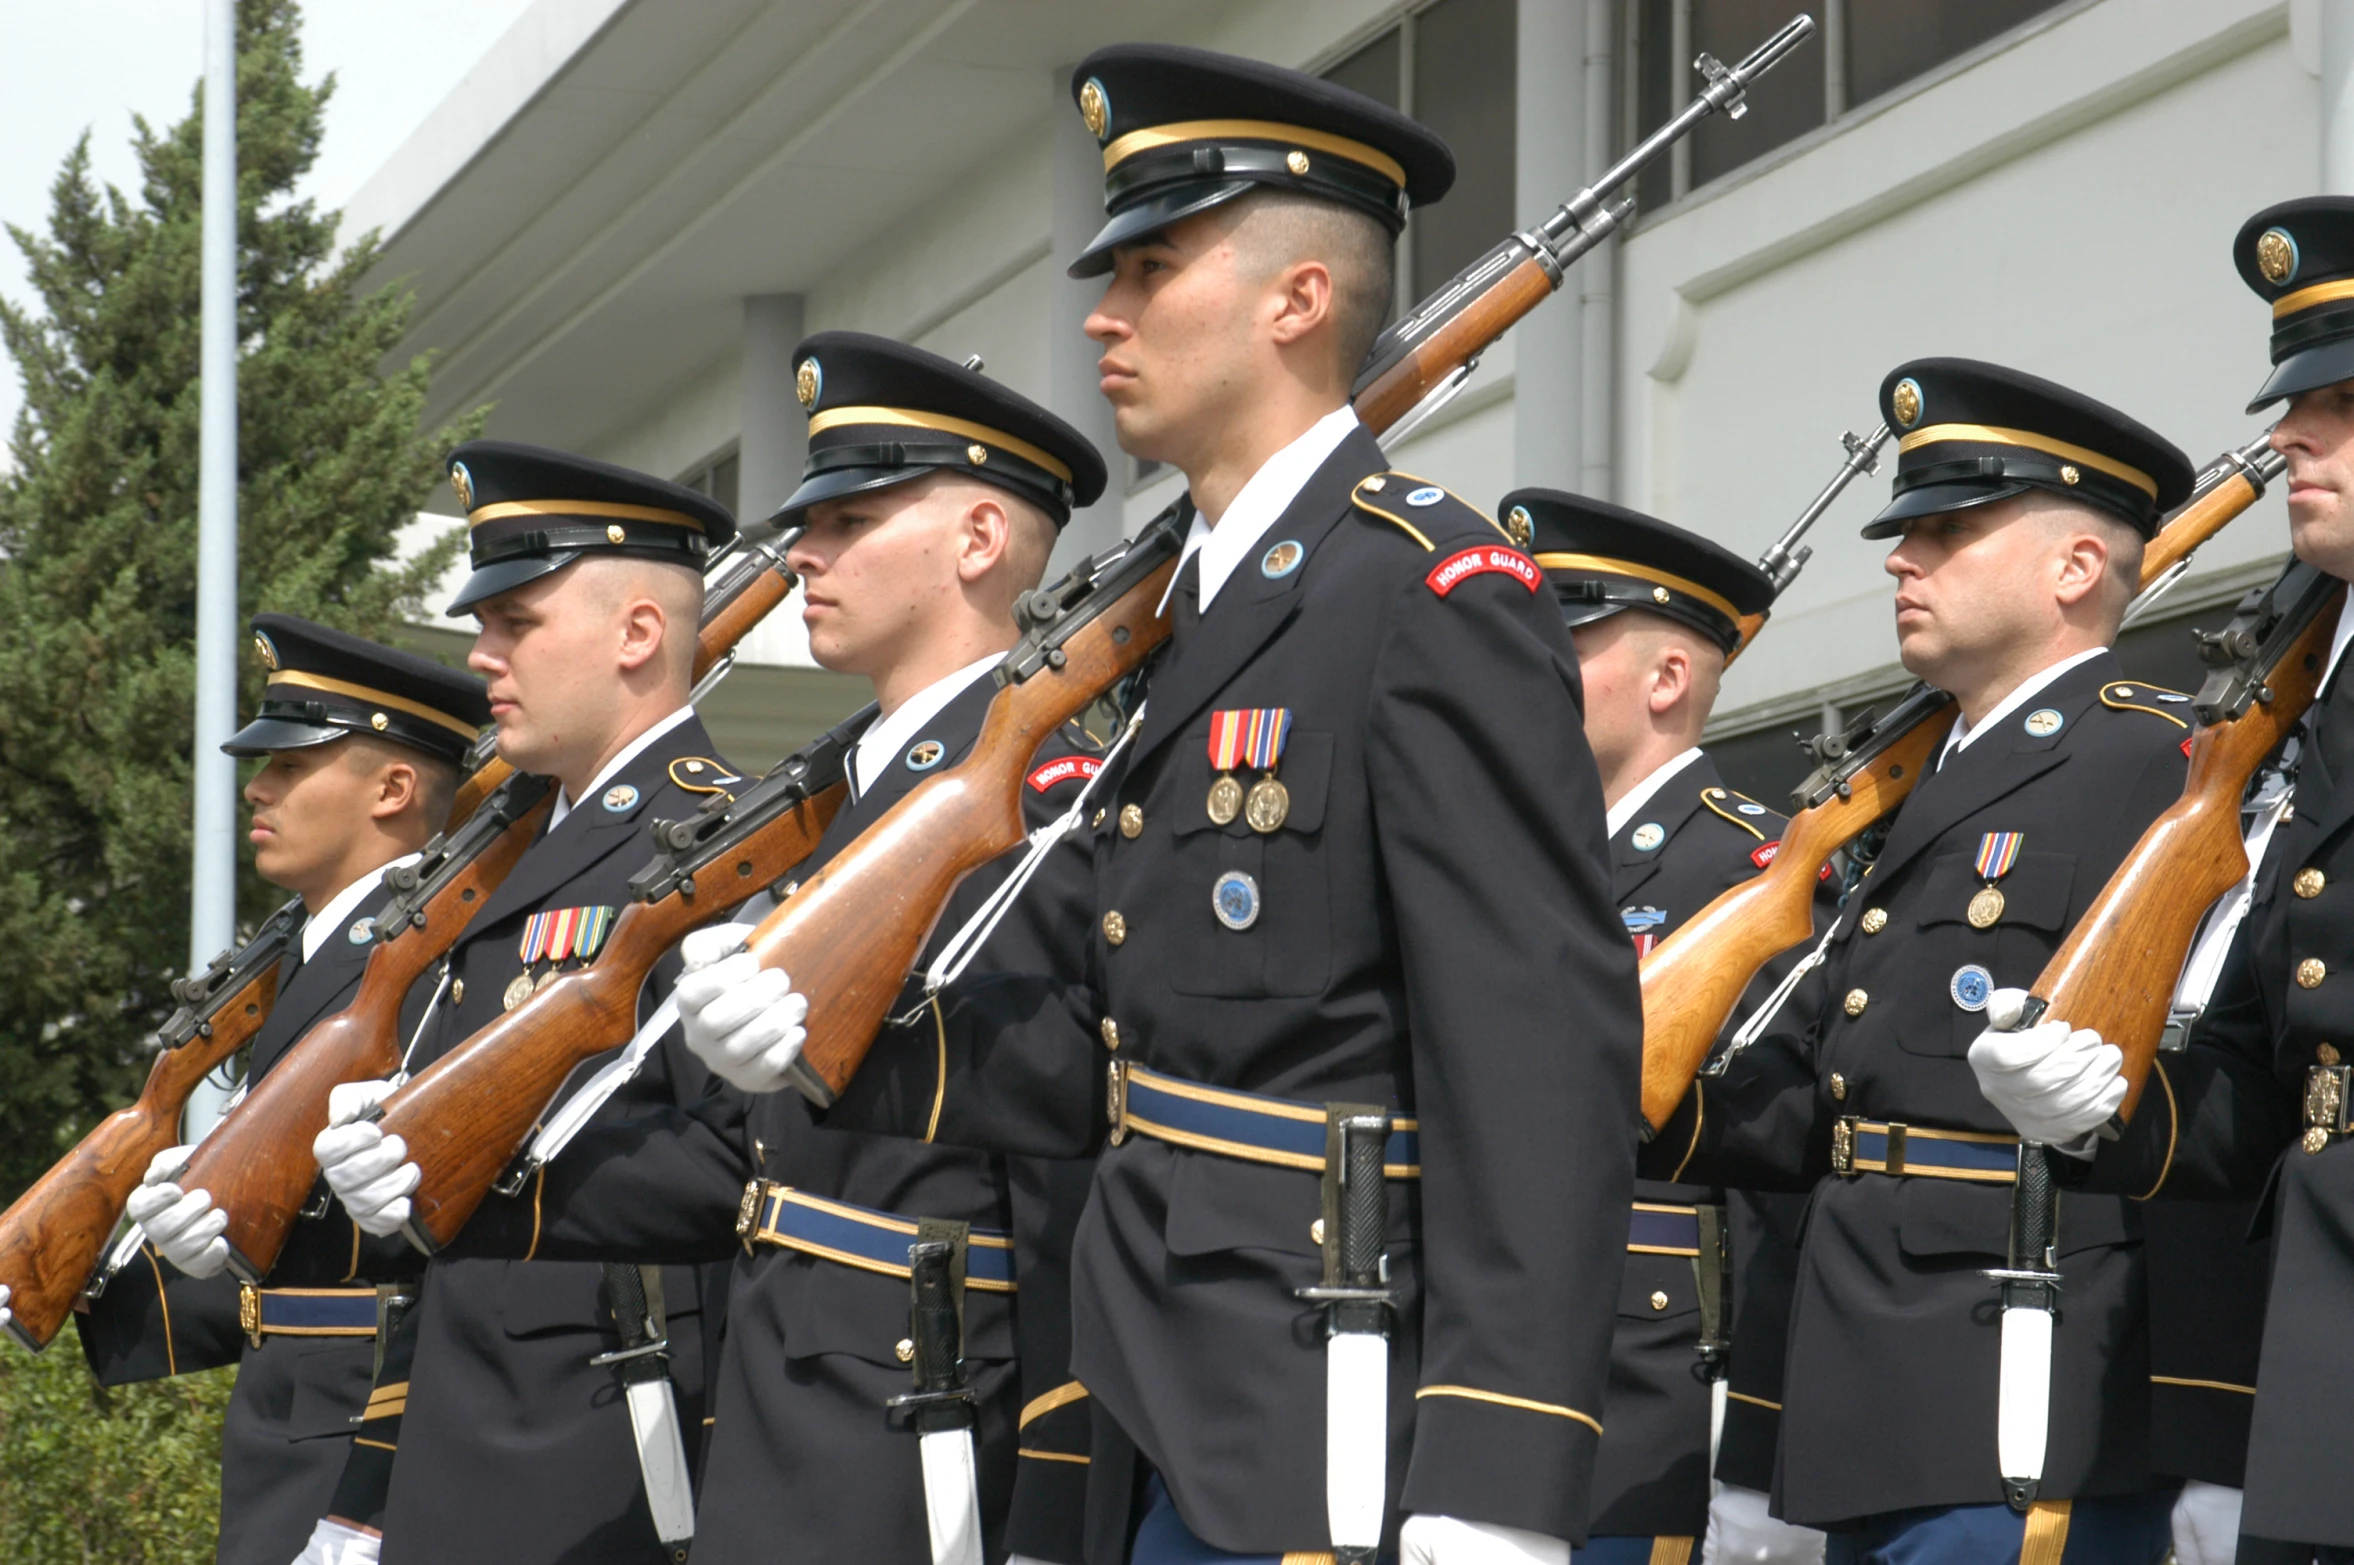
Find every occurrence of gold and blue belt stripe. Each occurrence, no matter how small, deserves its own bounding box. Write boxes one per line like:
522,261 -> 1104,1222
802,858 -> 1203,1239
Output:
237,1284 -> 380,1348
1628,1202 -> 1703,1256
1105,1060 -> 1420,1177
1831,1117 -> 2019,1183
735,1183 -> 1015,1291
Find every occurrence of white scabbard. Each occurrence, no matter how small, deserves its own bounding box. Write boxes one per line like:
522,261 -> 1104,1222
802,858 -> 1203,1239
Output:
622,1376 -> 697,1549
1995,1304 -> 2053,1493
1325,1330 -> 1389,1554
918,1426 -> 986,1565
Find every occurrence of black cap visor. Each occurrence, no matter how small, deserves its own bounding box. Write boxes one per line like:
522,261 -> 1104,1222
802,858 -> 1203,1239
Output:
221,715 -> 348,759
1861,478 -> 2033,539
445,550 -> 587,617
768,464 -> 936,529
1068,179 -> 1260,278
2248,333 -> 2354,413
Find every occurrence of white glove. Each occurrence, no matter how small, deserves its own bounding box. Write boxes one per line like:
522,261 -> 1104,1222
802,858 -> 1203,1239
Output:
0,1282 -> 12,1338
313,1080 -> 418,1237
289,1516 -> 381,1565
1703,1484 -> 1826,1565
2169,1479 -> 2242,1565
123,1145 -> 230,1278
1398,1514 -> 1569,1565
676,922 -> 808,1094
1966,988 -> 2125,1154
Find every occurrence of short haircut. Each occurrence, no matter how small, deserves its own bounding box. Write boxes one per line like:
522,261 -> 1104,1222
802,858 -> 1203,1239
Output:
576,554 -> 705,685
1228,188 -> 1396,374
2018,491 -> 2146,632
342,735 -> 461,830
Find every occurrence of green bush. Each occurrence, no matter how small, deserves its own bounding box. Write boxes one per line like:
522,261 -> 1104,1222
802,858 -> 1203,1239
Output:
0,1344 -> 229,1561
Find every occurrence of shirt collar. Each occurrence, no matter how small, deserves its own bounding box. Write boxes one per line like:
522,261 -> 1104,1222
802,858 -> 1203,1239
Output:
850,653 -> 1004,799
550,705 -> 697,828
1937,646 -> 2107,767
301,851 -> 423,963
1606,747 -> 1705,840
2327,594 -> 2354,693
1162,404 -> 1362,616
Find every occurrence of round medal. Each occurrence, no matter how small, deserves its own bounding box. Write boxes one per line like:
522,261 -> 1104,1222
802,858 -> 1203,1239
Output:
1211,870 -> 1261,931
1206,774 -> 1244,826
1950,963 -> 1994,1012
1244,774 -> 1290,833
1967,885 -> 2005,929
503,973 -> 536,1011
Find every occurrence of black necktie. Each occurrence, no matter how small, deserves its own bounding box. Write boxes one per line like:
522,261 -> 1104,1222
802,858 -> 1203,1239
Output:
1171,550 -> 1204,655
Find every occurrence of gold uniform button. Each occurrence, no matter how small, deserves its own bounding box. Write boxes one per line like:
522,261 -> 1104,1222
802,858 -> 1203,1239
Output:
450,979 -> 465,1006
894,1338 -> 915,1364
1103,910 -> 1128,947
1119,804 -> 1144,839
1844,988 -> 1869,1018
1828,1072 -> 1847,1102
1091,807 -> 1106,829
1649,1290 -> 1670,1312
1100,1017 -> 1121,1052
1860,908 -> 1888,935
2297,868 -> 2328,899
2300,958 -> 2329,990
2321,1043 -> 2342,1066
1310,1218 -> 1326,1246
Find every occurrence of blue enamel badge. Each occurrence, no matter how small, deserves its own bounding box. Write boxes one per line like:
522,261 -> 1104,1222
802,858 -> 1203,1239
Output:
347,918 -> 374,945
2023,708 -> 2064,739
602,784 -> 639,812
1261,539 -> 1304,578
906,740 -> 945,771
1406,485 -> 1444,507
1949,963 -> 1993,1012
1631,822 -> 1665,852
1212,869 -> 1261,931
1621,906 -> 1666,933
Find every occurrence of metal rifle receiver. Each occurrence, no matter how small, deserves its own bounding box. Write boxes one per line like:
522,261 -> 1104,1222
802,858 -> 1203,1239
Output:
1758,424 -> 1889,596
997,509 -> 1187,687
375,771 -> 559,943
626,706 -> 872,908
2191,562 -> 2341,727
157,898 -> 306,1051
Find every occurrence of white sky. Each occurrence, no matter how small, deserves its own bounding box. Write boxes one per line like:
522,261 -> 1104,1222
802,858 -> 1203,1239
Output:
0,0 -> 538,460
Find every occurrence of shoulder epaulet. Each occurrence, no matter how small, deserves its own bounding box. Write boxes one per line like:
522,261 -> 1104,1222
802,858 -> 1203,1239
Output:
1350,471 -> 1511,553
669,756 -> 744,798
2098,679 -> 2193,729
1059,718 -> 1108,753
1699,785 -> 1777,840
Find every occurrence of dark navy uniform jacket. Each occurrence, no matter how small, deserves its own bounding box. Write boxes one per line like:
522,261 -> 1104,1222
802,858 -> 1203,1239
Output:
1650,653 -> 2189,1527
436,679 -> 1105,1565
1063,429 -> 1639,1552
77,879 -> 425,1565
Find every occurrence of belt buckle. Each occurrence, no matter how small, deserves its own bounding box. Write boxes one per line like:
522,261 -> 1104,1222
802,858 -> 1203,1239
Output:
1831,1116 -> 1857,1176
1106,1059 -> 1131,1148
736,1179 -> 771,1242
2304,1064 -> 2352,1154
238,1282 -> 263,1349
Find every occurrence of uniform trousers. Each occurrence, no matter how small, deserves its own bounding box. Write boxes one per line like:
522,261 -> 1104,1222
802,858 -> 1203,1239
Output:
1820,1495 -> 2170,1565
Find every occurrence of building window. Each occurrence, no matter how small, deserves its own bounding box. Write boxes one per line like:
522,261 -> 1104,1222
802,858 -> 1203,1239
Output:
1630,0 -> 2072,211
1322,0 -> 1517,310
681,449 -> 740,518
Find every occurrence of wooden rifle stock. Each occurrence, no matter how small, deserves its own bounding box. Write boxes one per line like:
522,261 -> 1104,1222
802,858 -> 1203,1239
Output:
380,781 -> 846,1251
184,788 -> 554,1283
1351,257 -> 1558,434
1636,447 -> 2280,1130
2026,573 -> 2344,1122
1638,708 -> 1954,1131
0,906 -> 298,1350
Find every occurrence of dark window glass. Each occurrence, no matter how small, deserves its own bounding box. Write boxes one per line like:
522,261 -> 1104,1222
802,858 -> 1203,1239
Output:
712,452 -> 740,518
1410,0 -> 1517,298
1687,0 -> 1825,187
1325,29 -> 1402,111
1845,0 -> 2071,105
1634,0 -> 1677,213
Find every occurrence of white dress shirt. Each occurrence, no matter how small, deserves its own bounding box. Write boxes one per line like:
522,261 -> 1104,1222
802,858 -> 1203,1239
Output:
1605,747 -> 1705,839
849,653 -> 1004,800
1161,404 -> 1363,615
301,851 -> 424,962
1936,646 -> 2108,768
548,705 -> 697,829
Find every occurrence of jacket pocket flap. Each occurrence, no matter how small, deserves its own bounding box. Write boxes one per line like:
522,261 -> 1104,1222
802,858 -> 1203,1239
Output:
772,1254 -> 1015,1364
281,1341 -> 379,1440
1174,731 -> 1333,837
1617,1251 -> 1699,1321
1917,850 -> 2075,933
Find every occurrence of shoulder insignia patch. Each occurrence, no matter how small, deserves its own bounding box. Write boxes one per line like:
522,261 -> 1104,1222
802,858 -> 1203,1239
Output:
1353,470 -> 1511,552
2099,679 -> 2192,729
1426,544 -> 1540,598
1027,755 -> 1104,793
669,756 -> 744,798
1701,786 -> 1773,840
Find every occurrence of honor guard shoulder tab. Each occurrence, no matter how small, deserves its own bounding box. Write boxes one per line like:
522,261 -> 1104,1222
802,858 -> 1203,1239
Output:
669,756 -> 745,797
2098,680 -> 2193,729
1699,785 -> 1780,840
1352,472 -> 1512,553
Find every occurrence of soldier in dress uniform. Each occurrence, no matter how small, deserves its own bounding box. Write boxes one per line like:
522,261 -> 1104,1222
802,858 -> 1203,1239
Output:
1969,200 -> 2354,1564
694,46 -> 1644,1564
284,442 -> 744,1565
1509,489 -> 1826,1565
0,615 -> 486,1565
1648,358 -> 2198,1563
324,338 -> 1112,1563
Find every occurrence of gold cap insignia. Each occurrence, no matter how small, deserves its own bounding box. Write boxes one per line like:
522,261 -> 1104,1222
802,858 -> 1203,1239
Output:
2059,464 -> 2081,486
1079,77 -> 1109,141
795,357 -> 821,410
1891,378 -> 1923,429
1286,150 -> 1311,176
253,631 -> 279,671
2258,227 -> 2298,286
370,712 -> 389,731
450,461 -> 474,510
967,443 -> 989,465
607,523 -> 627,544
1506,505 -> 1532,550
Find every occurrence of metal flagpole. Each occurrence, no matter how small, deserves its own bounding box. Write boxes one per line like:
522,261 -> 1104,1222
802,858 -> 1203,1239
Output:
185,0 -> 241,1141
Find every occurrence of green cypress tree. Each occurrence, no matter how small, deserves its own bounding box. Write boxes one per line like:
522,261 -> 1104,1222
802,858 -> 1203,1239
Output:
0,0 -> 477,1199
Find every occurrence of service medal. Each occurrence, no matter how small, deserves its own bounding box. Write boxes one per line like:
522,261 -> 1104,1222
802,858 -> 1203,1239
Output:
1968,831 -> 2023,929
1244,774 -> 1290,833
1207,774 -> 1244,826
503,973 -> 536,1011
1967,886 -> 2006,929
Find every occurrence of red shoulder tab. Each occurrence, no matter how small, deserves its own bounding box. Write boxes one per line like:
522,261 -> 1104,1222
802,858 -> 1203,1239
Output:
1426,545 -> 1540,598
2181,735 -> 2195,759
1028,755 -> 1103,793
1751,840 -> 1779,869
